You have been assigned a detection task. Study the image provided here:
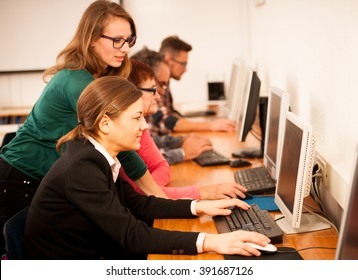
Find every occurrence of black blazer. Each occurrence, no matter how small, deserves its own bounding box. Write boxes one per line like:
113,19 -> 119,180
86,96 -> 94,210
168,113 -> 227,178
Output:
24,139 -> 199,259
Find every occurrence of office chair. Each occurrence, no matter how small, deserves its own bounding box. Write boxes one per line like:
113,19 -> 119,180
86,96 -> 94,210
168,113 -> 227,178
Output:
3,206 -> 29,260
0,131 -> 16,150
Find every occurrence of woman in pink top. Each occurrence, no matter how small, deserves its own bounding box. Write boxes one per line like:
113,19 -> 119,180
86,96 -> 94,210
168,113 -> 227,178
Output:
120,59 -> 248,200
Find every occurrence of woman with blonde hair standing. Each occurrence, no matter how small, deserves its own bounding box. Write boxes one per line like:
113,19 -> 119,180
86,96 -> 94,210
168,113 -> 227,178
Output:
0,0 -> 166,256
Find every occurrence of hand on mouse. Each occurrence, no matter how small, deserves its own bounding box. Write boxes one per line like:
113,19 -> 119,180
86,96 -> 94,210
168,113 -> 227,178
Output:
202,230 -> 271,256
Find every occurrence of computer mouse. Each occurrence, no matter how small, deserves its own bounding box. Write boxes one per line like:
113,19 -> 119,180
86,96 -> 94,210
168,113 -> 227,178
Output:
243,192 -> 253,199
229,159 -> 252,168
244,242 -> 277,254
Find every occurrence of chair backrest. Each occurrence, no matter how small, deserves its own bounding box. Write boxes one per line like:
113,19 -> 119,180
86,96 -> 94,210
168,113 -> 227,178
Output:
3,206 -> 29,260
1,131 -> 16,151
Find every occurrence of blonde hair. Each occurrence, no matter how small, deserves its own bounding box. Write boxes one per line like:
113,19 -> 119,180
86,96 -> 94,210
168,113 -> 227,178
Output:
56,76 -> 142,152
43,0 -> 136,82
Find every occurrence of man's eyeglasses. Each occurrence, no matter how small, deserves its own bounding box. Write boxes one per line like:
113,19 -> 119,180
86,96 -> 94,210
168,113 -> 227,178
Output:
137,87 -> 157,94
170,57 -> 187,67
100,34 -> 137,49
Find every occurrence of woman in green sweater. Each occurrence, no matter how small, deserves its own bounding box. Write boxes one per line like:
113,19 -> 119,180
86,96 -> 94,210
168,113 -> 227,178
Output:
0,0 -> 166,255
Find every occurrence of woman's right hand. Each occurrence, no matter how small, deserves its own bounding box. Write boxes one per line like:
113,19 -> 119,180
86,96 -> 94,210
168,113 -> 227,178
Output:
203,230 -> 271,256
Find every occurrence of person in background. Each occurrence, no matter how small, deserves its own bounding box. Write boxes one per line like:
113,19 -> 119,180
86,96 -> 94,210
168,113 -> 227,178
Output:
24,76 -> 270,259
157,35 -> 236,133
0,0 -> 168,257
122,59 -> 248,200
131,47 -> 214,164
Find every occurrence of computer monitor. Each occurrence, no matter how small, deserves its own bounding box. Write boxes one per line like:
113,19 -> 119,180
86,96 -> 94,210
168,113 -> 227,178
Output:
232,68 -> 262,158
274,112 -> 331,234
263,87 -> 290,181
227,59 -> 247,121
335,144 -> 358,259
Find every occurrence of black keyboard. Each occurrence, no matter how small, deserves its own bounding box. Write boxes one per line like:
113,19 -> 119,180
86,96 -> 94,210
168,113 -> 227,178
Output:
194,150 -> 231,166
213,204 -> 283,244
234,166 -> 276,194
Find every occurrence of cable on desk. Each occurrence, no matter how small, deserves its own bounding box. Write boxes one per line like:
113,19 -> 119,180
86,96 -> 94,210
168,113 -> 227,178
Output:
276,246 -> 336,254
274,215 -> 285,222
249,129 -> 261,142
302,204 -> 338,233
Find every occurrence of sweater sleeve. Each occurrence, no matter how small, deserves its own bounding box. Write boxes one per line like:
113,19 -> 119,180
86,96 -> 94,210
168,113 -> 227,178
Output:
117,150 -> 147,181
161,148 -> 185,165
160,185 -> 201,200
152,135 -> 183,149
120,129 -> 170,193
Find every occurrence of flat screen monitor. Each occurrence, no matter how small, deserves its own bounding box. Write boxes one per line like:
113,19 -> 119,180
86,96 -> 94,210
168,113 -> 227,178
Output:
236,69 -> 261,142
263,87 -> 290,181
335,144 -> 358,259
227,59 -> 247,121
274,112 -> 331,234
232,68 -> 262,158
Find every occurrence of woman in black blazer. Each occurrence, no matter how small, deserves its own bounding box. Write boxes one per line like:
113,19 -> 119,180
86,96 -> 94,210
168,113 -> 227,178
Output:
24,76 -> 270,259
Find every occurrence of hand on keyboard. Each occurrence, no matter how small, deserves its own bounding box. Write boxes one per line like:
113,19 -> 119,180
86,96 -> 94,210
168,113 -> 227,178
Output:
210,119 -> 236,132
182,133 -> 213,160
196,198 -> 250,216
199,182 -> 248,200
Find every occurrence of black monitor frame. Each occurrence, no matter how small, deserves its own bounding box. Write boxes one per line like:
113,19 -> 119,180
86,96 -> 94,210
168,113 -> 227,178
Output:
232,70 -> 264,158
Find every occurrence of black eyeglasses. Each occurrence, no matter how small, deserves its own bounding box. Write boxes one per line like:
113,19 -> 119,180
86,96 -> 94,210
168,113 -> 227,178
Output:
170,57 -> 187,67
100,34 -> 137,49
137,87 -> 157,94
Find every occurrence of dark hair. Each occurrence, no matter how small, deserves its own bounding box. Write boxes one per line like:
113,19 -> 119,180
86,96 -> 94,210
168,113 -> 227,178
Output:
44,0 -> 136,82
159,35 -> 192,55
131,46 -> 166,72
56,76 -> 142,152
128,59 -> 155,87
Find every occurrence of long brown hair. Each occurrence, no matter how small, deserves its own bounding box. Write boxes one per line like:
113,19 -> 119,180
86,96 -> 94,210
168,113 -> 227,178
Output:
43,0 -> 136,82
56,76 -> 142,152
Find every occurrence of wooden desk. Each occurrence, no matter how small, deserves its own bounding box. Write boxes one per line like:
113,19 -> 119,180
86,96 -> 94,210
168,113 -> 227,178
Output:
148,131 -> 338,260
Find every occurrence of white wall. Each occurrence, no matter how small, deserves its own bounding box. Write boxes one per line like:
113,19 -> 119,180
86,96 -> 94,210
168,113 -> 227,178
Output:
125,0 -> 245,104
1,0 -> 357,210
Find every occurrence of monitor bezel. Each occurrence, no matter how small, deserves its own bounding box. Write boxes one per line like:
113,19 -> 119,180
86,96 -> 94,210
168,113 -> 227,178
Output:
263,87 -> 290,181
274,111 -> 314,229
335,144 -> 358,260
236,68 -> 261,142
227,59 -> 247,121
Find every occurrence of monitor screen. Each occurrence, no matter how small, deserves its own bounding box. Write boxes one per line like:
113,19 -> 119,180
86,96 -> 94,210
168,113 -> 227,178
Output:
236,69 -> 261,142
335,144 -> 358,259
227,59 -> 247,121
274,112 -> 330,234
263,87 -> 290,180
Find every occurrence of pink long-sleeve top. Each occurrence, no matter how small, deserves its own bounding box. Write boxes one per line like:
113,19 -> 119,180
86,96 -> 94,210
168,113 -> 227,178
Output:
119,129 -> 200,199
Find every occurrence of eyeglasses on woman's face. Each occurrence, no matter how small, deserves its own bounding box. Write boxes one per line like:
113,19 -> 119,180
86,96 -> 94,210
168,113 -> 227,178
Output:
100,34 -> 137,49
137,87 -> 157,95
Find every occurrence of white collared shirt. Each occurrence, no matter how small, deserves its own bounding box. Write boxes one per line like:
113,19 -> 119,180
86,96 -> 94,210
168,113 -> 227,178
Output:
87,136 -> 121,182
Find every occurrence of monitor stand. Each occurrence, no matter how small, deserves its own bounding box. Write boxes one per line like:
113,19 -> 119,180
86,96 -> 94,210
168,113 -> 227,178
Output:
232,147 -> 263,158
275,213 -> 331,234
